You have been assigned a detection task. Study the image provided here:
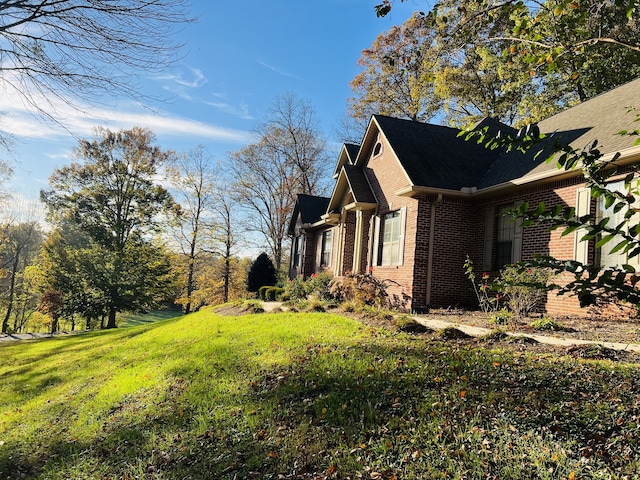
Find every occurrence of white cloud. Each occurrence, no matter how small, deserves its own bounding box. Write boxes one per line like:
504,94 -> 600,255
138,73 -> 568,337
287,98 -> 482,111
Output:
0,88 -> 251,144
257,60 -> 298,78
204,98 -> 253,120
156,67 -> 208,89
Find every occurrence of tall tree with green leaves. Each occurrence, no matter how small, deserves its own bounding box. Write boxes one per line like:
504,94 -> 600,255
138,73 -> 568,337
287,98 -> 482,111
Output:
349,12 -> 442,126
369,0 -> 640,126
41,127 -> 176,328
0,221 -> 42,333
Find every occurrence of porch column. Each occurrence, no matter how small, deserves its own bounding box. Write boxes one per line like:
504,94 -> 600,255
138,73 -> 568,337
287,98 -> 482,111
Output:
353,210 -> 363,273
335,212 -> 345,275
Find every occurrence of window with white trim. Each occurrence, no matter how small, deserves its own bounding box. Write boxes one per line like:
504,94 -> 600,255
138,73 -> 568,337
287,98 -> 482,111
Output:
320,230 -> 333,268
575,181 -> 640,269
595,180 -> 632,268
381,211 -> 401,265
372,207 -> 406,267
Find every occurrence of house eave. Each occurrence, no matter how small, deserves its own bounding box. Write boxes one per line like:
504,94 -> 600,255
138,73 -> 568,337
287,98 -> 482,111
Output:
395,146 -> 640,199
343,201 -> 377,211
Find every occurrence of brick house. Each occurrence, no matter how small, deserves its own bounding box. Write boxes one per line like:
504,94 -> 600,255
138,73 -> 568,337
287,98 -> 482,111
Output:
287,78 -> 640,315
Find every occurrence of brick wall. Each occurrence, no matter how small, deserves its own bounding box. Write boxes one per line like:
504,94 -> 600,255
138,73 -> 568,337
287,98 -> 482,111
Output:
341,211 -> 356,274
479,176 -> 589,316
364,137 -> 421,309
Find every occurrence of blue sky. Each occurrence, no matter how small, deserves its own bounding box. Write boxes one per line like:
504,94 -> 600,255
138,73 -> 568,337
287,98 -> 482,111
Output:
0,0 -> 423,204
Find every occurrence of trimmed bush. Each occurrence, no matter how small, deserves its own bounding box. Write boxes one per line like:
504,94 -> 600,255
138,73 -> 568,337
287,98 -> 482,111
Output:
265,287 -> 284,301
247,253 -> 277,293
258,286 -> 271,300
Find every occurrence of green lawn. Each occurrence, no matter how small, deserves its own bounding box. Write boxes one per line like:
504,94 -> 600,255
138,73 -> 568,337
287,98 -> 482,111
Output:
118,309 -> 184,327
1,309 -> 638,479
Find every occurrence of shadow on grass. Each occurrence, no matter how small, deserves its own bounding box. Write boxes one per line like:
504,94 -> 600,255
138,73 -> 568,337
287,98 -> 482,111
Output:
4,333 -> 640,479
119,309 -> 184,328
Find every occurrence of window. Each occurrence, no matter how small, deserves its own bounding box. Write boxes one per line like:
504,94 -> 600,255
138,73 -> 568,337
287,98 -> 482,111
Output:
372,207 -> 406,267
320,230 -> 333,268
496,204 -> 514,269
373,142 -> 382,156
483,203 -> 522,271
381,210 -> 402,265
595,180 -> 629,268
292,235 -> 302,268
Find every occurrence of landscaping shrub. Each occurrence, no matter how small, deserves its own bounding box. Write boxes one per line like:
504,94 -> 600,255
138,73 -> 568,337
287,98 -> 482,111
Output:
283,276 -> 307,301
305,271 -> 333,300
463,256 -> 498,313
495,265 -> 551,318
530,316 -> 565,331
329,272 -> 388,308
265,287 -> 284,301
490,308 -> 513,326
258,285 -> 271,300
247,252 -> 277,293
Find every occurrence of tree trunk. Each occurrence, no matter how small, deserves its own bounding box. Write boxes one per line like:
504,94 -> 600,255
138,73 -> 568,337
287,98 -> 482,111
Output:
1,251 -> 20,333
106,306 -> 117,329
223,237 -> 231,303
184,256 -> 195,315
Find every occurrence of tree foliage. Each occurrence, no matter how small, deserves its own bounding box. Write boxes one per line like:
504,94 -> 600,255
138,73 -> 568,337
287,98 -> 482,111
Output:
0,0 -> 192,123
247,253 -> 277,293
40,127 -> 176,328
167,145 -> 220,314
0,221 -> 42,333
364,0 -> 640,127
349,13 -> 441,125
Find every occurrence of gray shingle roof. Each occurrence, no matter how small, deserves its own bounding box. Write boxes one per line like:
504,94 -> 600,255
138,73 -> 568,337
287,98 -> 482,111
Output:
287,194 -> 330,236
297,194 -> 330,224
343,165 -> 377,204
375,77 -> 640,192
373,115 -> 501,190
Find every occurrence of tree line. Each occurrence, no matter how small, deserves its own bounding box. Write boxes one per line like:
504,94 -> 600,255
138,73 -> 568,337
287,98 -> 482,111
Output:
2,0 -> 640,330
0,92 -> 327,333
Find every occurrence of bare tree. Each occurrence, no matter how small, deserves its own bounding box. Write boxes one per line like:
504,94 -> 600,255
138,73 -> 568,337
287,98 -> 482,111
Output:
230,94 -> 329,272
0,1 -> 192,123
167,145 -> 220,313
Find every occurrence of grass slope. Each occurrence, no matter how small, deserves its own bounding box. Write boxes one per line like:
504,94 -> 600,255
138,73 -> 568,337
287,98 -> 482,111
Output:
1,310 -> 639,479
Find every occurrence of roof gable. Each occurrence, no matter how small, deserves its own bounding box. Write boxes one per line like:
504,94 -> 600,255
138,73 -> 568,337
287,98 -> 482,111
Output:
332,143 -> 360,179
369,115 -> 505,190
287,194 -> 330,235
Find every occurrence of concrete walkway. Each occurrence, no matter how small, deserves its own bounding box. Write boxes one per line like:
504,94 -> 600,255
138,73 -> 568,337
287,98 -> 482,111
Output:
414,317 -> 640,352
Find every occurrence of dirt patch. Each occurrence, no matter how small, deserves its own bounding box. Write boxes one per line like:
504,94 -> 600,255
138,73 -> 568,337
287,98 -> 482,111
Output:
416,308 -> 640,344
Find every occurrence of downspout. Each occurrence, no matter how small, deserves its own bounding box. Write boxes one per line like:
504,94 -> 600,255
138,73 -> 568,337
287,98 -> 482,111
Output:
425,194 -> 443,307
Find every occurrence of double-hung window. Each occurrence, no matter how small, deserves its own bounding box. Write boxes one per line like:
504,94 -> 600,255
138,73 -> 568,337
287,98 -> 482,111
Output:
496,204 -> 515,269
575,181 -> 640,269
594,180 -> 634,268
320,230 -> 333,268
381,211 -> 401,265
373,207 -> 407,267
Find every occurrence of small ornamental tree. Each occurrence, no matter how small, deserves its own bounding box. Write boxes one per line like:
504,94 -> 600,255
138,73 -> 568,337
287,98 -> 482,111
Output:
247,253 -> 277,294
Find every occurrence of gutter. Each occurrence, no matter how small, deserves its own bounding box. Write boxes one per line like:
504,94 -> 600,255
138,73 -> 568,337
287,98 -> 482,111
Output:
425,194 -> 443,307
394,145 -> 640,200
